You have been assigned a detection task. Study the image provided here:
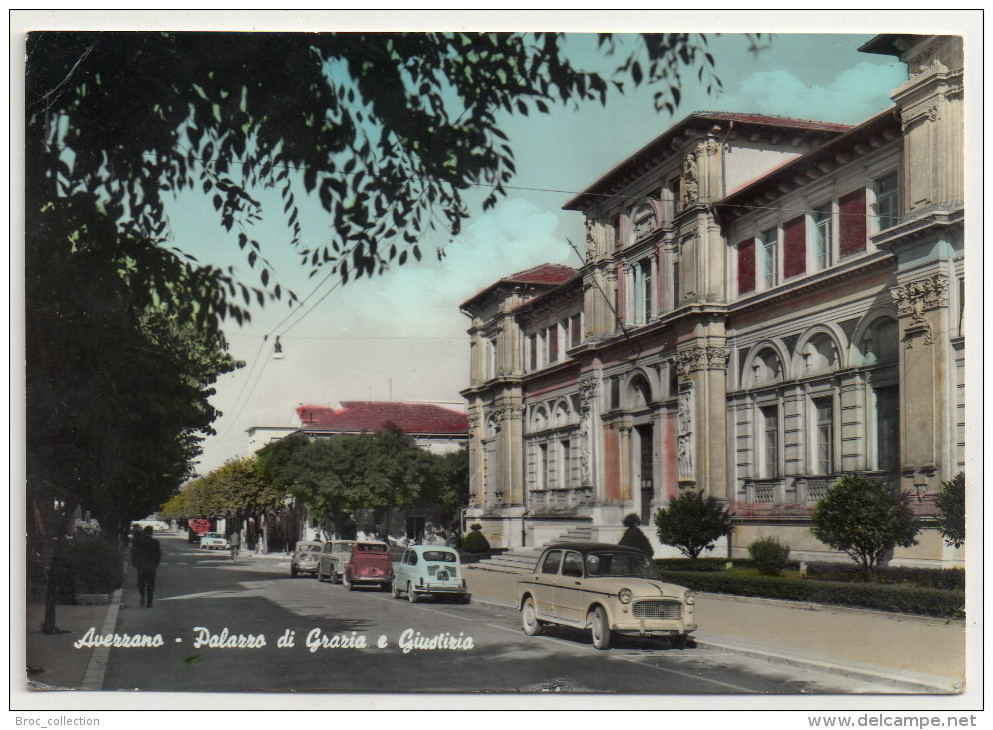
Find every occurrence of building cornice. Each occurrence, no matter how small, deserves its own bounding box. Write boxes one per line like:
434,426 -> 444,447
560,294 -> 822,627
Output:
872,204 -> 964,251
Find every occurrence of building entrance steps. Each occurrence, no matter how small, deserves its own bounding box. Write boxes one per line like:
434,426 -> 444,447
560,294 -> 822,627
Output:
470,524 -> 594,574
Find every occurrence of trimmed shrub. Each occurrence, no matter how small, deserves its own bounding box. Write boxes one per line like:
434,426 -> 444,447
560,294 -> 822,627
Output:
618,513 -> 654,557
654,491 -> 733,560
804,563 -> 965,591
935,472 -> 965,548
654,557 -> 746,572
57,538 -> 124,598
461,525 -> 491,553
747,536 -> 791,576
654,569 -> 964,619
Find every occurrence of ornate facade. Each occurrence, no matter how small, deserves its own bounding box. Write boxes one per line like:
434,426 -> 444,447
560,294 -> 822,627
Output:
459,35 -> 964,566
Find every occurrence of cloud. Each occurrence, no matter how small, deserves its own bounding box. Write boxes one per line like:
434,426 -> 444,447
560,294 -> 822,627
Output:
737,61 -> 907,124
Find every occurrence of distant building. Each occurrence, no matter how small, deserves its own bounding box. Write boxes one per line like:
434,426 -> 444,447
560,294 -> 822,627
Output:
460,34 -> 964,567
247,401 -> 469,544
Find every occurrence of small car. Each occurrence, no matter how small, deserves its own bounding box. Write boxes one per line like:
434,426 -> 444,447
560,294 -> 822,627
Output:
316,540 -> 355,583
392,545 -> 470,604
199,532 -> 229,550
342,541 -> 393,591
516,542 -> 697,650
290,540 -> 324,577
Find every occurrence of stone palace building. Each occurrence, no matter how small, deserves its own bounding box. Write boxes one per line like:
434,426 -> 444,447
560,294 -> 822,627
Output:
459,34 -> 965,566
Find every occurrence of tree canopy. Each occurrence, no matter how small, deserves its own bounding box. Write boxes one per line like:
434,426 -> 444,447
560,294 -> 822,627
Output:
163,457 -> 285,519
653,491 -> 733,560
934,472 -> 965,549
26,31 -> 749,326
810,474 -> 922,577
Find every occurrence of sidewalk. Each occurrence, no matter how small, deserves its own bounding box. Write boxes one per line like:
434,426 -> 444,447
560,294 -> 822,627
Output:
463,566 -> 966,693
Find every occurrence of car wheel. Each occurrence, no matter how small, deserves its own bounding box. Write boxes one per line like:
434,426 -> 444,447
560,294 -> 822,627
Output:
317,567 -> 326,582
391,579 -> 402,599
330,571 -> 339,585
381,581 -> 391,592
344,573 -> 354,591
669,634 -> 688,650
291,566 -> 298,578
460,594 -> 471,605
589,605 -> 612,650
407,583 -> 418,603
521,597 -> 542,636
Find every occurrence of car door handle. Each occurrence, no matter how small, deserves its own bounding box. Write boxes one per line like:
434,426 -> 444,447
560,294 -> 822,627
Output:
573,581 -> 581,586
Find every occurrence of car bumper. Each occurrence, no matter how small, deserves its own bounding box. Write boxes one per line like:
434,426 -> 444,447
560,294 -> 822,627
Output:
610,618 -> 697,636
351,575 -> 390,584
412,583 -> 466,595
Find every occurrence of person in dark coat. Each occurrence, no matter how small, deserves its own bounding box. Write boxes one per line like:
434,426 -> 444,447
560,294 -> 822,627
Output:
131,526 -> 162,607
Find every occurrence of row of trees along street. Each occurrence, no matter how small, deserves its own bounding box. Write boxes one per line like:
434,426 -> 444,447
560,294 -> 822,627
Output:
25,31 -> 756,632
162,432 -> 469,545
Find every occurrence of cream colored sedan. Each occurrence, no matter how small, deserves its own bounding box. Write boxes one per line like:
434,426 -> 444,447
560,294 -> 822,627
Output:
516,543 -> 696,650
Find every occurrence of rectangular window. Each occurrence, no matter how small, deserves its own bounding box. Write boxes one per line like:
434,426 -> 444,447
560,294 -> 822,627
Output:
737,237 -> 756,294
528,333 -> 537,371
839,188 -> 867,257
672,260 -> 680,306
783,215 -> 806,279
812,205 -> 832,271
640,258 -> 653,323
761,405 -> 780,477
875,174 -> 898,231
560,439 -> 571,488
875,386 -> 899,472
570,314 -> 582,348
548,325 -> 559,364
814,397 -> 834,475
761,227 -> 779,289
485,337 -> 497,379
538,443 -> 549,490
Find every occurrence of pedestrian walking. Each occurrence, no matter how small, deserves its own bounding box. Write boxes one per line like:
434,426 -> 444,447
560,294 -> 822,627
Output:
229,529 -> 240,560
131,526 -> 161,608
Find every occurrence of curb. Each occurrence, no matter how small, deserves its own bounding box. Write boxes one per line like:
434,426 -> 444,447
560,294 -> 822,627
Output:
464,586 -> 960,693
695,591 -> 966,628
691,637 -> 960,694
79,585 -> 124,690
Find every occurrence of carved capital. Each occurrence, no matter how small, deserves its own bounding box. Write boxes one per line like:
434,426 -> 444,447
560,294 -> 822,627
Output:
674,346 -> 730,378
893,273 -> 949,318
578,376 -> 600,410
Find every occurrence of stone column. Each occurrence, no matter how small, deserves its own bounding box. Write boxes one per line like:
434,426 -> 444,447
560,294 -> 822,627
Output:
892,272 -> 953,492
676,345 -> 731,500
618,425 -> 632,502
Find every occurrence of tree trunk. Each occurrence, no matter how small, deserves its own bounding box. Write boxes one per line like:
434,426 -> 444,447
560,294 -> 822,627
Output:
41,499 -> 79,634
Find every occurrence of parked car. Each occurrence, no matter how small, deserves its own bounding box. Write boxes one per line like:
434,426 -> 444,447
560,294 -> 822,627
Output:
342,541 -> 393,591
290,540 -> 324,577
392,545 -> 470,604
516,543 -> 697,650
199,532 -> 229,551
188,518 -> 213,543
316,540 -> 355,583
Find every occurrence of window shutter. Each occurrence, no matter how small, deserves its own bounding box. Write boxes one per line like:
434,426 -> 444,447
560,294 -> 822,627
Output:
738,237 -> 755,294
783,215 -> 806,279
839,188 -> 867,257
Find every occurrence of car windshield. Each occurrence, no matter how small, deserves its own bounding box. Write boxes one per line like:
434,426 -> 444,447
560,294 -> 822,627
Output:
298,544 -> 321,553
332,542 -> 354,551
204,533 -> 222,539
585,551 -> 656,579
356,544 -> 387,553
422,550 -> 457,563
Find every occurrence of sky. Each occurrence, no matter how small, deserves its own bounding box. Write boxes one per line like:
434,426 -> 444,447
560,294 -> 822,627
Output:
164,30 -> 911,475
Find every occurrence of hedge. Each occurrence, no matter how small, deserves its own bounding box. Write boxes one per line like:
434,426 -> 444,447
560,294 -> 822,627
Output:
654,569 -> 964,619
804,563 -> 965,591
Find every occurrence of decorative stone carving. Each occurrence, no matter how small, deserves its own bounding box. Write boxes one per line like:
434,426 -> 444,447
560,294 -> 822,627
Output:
578,376 -> 599,486
677,384 -> 694,480
893,274 -> 948,349
901,101 -> 941,132
578,376 -> 600,408
675,346 -> 731,378
893,274 -> 949,317
584,216 -> 613,262
467,415 -> 480,434
680,153 -> 699,210
908,40 -> 942,77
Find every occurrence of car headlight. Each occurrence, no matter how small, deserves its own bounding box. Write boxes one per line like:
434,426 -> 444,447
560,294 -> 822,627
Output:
684,590 -> 696,605
618,588 -> 633,604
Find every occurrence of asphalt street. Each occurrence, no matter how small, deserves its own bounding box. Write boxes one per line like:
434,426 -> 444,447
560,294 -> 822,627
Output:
100,534 -> 894,694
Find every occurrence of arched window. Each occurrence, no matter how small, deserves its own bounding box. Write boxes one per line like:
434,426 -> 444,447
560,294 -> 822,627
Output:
802,333 -> 840,375
860,318 -> 899,365
750,348 -> 784,387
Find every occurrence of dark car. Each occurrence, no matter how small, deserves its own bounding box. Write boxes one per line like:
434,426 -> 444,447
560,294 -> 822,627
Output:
343,541 -> 393,591
517,542 -> 696,650
290,540 -> 324,577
